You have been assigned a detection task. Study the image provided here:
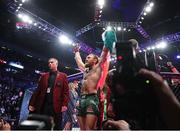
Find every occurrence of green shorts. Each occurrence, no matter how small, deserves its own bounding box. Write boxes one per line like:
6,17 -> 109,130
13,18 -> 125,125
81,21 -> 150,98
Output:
77,93 -> 100,117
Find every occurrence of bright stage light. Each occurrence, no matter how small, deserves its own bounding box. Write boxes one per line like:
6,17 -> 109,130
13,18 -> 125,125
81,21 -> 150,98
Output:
98,0 -> 105,7
18,13 -> 23,18
151,46 -> 155,50
117,27 -> 121,31
33,23 -> 37,26
123,28 -> 126,31
59,35 -> 72,44
22,0 -> 27,3
9,62 -> 24,69
145,6 -> 152,13
156,41 -> 167,49
149,2 -> 154,7
147,47 -> 151,50
176,55 -> 180,59
143,12 -> 147,16
106,26 -> 112,31
19,14 -> 33,24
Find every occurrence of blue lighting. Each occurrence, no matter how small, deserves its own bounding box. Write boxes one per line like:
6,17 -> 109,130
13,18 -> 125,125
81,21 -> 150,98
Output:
176,55 -> 180,59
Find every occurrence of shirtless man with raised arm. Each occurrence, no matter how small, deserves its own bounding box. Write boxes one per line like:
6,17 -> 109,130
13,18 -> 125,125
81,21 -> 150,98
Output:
73,30 -> 117,130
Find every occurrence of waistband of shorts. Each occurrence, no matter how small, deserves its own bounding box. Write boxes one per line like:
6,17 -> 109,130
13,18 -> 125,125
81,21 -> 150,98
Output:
81,93 -> 97,97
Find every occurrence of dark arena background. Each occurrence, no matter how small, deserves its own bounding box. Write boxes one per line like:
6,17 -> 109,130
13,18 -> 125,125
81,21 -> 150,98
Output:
0,0 -> 180,130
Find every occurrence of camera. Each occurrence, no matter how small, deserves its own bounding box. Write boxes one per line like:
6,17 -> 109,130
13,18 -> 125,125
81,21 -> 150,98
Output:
108,41 -> 166,129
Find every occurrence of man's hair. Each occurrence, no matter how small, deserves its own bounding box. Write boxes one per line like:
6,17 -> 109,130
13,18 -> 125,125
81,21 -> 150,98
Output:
129,39 -> 139,49
48,58 -> 58,65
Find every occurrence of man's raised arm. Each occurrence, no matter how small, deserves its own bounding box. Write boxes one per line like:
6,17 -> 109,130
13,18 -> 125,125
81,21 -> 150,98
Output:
73,45 -> 85,72
96,30 -> 117,90
99,30 -> 117,65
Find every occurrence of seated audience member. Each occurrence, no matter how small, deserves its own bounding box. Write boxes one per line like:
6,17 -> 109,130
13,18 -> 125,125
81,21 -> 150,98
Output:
63,81 -> 79,130
167,61 -> 180,85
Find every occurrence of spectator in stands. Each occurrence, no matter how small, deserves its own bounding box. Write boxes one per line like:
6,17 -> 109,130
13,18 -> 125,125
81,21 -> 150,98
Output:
167,61 -> 180,85
63,81 -> 79,130
28,58 -> 69,130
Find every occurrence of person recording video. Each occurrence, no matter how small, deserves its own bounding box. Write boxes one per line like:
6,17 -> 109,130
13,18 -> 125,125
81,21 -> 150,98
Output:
102,40 -> 180,130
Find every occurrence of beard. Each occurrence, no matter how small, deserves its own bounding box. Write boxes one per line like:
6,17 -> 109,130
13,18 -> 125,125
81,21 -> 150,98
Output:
85,62 -> 92,69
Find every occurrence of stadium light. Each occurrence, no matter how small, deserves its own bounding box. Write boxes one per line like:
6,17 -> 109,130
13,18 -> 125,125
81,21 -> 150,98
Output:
145,6 -> 152,13
117,26 -> 122,31
149,2 -> 154,7
106,26 -> 112,31
18,13 -> 33,24
98,0 -> 105,7
176,55 -> 180,59
59,35 -> 72,45
9,62 -> 24,69
156,41 -> 167,49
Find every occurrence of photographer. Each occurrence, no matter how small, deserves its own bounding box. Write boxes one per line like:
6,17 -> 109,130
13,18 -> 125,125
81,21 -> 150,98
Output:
103,40 -> 180,130
139,68 -> 180,129
103,68 -> 180,130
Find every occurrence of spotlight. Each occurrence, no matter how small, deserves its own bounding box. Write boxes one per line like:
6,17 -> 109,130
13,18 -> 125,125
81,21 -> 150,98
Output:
145,6 -> 152,13
143,12 -> 147,16
33,23 -> 37,26
106,26 -> 112,31
147,47 -> 151,50
123,28 -> 126,31
100,5 -> 103,9
98,0 -> 105,7
156,41 -> 167,49
59,34 -> 72,44
176,55 -> 180,59
141,17 -> 144,20
151,46 -> 155,50
20,14 -> 33,24
9,62 -> 24,69
149,2 -> 154,7
117,27 -> 121,31
22,0 -> 27,3
18,13 -> 23,18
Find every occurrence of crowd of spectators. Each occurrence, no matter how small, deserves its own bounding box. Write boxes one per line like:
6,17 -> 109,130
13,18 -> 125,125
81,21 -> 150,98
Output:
0,67 -> 25,129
